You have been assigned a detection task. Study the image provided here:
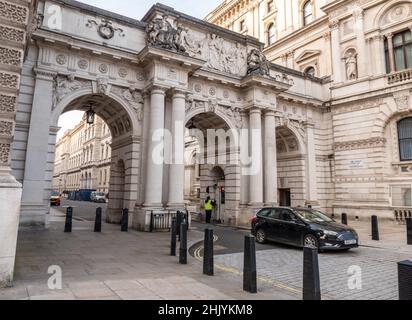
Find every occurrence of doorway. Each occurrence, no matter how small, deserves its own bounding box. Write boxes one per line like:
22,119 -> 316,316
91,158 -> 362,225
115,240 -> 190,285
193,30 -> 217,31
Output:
279,189 -> 291,207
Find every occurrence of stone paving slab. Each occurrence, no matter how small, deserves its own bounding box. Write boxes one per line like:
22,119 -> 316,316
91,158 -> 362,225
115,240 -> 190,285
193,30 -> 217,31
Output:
0,215 -> 296,300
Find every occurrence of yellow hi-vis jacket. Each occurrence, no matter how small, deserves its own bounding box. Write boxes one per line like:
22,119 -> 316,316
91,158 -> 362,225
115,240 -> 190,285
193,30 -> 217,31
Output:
205,200 -> 213,211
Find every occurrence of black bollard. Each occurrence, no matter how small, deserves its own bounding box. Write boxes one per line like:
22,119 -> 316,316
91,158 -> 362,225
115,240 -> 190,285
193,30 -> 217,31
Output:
94,207 -> 102,233
398,260 -> 412,300
371,215 -> 379,241
203,229 -> 214,276
341,213 -> 348,225
176,211 -> 182,241
243,235 -> 257,294
303,246 -> 321,300
64,207 -> 73,233
170,218 -> 177,256
407,218 -> 412,246
121,209 -> 129,232
179,222 -> 188,265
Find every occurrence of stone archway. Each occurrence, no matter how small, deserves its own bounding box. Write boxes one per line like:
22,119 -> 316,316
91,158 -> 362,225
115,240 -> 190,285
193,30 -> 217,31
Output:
276,125 -> 306,207
19,81 -> 142,228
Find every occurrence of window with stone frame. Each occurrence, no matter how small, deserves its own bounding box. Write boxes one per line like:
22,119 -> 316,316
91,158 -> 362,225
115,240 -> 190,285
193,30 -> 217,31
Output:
267,0 -> 275,14
303,1 -> 313,26
304,66 -> 316,77
267,23 -> 276,45
385,30 -> 412,73
398,117 -> 412,161
240,19 -> 246,31
391,185 -> 412,207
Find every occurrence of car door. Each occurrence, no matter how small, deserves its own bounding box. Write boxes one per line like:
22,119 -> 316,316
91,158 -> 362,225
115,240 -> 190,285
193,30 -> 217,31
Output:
264,208 -> 283,242
278,209 -> 305,246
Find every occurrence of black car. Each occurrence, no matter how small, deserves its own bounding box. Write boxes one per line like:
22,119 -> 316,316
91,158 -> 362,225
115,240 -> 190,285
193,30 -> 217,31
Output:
251,207 -> 359,251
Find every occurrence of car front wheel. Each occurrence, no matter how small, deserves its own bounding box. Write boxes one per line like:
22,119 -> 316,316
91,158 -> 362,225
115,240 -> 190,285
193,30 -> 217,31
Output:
255,229 -> 267,244
303,234 -> 319,249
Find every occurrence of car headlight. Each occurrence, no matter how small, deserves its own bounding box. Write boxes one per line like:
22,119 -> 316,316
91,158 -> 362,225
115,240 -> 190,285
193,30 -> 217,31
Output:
323,230 -> 338,237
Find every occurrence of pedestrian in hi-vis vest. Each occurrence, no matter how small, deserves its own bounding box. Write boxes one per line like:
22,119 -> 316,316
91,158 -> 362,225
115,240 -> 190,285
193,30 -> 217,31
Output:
204,196 -> 214,224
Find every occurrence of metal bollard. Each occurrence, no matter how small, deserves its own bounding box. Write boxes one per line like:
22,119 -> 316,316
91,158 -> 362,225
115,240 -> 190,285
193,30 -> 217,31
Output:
371,215 -> 379,241
64,207 -> 73,233
179,222 -> 188,265
398,260 -> 412,300
121,208 -> 129,232
176,211 -> 182,241
203,229 -> 214,276
243,235 -> 257,293
407,218 -> 412,246
341,213 -> 348,225
171,218 -> 177,256
94,207 -> 102,233
303,246 -> 321,300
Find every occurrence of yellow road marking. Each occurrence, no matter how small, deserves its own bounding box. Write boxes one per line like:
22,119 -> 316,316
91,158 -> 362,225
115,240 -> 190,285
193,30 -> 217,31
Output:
192,236 -> 334,299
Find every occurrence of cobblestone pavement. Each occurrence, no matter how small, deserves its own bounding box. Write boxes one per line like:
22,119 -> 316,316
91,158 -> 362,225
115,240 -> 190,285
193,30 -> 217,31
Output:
214,244 -> 411,300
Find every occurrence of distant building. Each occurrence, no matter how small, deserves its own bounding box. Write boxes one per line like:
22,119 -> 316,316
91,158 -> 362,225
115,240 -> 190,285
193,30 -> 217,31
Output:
52,115 -> 112,194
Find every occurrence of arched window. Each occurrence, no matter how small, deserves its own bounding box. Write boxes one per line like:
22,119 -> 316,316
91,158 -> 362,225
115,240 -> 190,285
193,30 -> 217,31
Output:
304,66 -> 316,77
398,117 -> 412,161
303,1 -> 313,26
267,23 -> 276,45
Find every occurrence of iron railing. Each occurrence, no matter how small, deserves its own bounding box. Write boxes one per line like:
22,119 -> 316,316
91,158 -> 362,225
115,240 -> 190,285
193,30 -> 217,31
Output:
149,210 -> 188,232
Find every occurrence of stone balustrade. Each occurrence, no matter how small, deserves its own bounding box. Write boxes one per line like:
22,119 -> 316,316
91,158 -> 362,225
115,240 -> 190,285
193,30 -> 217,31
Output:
394,207 -> 412,223
387,69 -> 412,85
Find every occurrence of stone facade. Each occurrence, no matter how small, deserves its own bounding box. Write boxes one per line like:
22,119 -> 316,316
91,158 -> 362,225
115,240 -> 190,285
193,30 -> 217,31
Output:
52,115 -> 111,194
206,0 -> 412,220
0,0 -> 36,287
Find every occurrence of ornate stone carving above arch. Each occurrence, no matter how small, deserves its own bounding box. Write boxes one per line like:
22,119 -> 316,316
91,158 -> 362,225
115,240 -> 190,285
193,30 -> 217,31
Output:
375,0 -> 412,30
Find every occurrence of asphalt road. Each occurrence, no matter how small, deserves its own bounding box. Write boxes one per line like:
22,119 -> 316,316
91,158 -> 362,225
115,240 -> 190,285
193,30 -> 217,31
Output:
55,199 -> 108,221
189,221 -> 280,257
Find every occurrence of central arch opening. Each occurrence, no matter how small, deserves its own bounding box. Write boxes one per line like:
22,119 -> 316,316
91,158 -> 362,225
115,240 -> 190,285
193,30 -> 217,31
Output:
184,112 -> 237,224
51,92 -> 138,224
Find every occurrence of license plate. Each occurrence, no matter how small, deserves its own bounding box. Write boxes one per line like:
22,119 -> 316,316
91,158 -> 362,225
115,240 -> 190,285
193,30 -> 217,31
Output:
345,240 -> 357,245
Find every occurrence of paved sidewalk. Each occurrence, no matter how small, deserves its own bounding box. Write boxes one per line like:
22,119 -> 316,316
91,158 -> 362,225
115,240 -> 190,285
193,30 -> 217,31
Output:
0,210 -> 296,300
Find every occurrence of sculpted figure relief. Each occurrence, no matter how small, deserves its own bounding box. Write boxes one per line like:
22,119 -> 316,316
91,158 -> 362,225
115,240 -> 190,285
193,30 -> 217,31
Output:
146,15 -> 187,54
53,74 -> 89,108
344,51 -> 358,80
247,49 -> 270,76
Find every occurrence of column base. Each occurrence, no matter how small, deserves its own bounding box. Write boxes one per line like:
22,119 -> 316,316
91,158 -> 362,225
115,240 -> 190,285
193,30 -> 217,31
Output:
264,202 -> 278,207
248,203 -> 264,209
0,172 -> 22,288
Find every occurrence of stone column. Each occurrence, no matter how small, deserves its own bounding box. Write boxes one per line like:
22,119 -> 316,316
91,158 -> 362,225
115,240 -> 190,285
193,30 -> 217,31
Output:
264,110 -> 277,206
240,111 -> 250,206
144,86 -> 167,208
330,20 -> 343,83
305,122 -> 318,205
167,89 -> 186,208
354,10 -> 367,77
373,35 -> 386,75
248,108 -> 263,207
0,0 -> 33,287
386,33 -> 396,73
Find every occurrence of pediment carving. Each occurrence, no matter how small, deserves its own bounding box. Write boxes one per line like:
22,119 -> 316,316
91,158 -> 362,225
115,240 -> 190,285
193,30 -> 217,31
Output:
295,50 -> 321,64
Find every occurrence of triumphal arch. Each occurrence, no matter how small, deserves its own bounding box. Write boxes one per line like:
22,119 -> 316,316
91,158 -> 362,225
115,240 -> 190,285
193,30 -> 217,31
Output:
12,0 -> 326,232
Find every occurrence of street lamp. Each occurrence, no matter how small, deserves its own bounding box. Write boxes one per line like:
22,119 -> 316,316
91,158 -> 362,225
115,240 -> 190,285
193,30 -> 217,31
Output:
86,106 -> 95,125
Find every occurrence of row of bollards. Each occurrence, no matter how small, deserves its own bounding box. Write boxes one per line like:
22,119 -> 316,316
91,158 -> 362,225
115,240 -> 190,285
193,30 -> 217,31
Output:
64,207 -> 129,233
170,212 -> 189,265
341,213 -> 412,244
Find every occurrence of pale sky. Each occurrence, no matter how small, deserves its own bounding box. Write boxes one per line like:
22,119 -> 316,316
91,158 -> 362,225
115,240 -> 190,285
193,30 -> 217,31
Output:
57,0 -> 223,140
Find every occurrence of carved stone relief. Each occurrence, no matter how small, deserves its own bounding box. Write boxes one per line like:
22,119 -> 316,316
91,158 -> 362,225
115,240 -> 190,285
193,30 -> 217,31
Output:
86,18 -> 125,40
112,86 -> 144,121
0,72 -> 18,89
146,15 -> 187,53
0,143 -> 11,164
53,75 -> 92,108
247,49 -> 270,76
0,1 -> 28,24
394,92 -> 411,112
0,25 -> 25,43
0,47 -> 22,67
0,120 -> 13,135
0,94 -> 16,113
381,3 -> 412,26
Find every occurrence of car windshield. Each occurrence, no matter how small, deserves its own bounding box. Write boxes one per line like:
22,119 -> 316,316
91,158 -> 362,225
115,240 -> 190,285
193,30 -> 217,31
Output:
96,193 -> 105,196
51,192 -> 59,197
294,209 -> 333,223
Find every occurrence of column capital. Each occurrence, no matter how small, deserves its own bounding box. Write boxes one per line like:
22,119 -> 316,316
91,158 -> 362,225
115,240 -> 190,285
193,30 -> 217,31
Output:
263,109 -> 276,117
248,107 -> 263,115
170,88 -> 187,98
385,32 -> 394,40
149,85 -> 168,96
33,68 -> 57,81
329,19 -> 340,31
